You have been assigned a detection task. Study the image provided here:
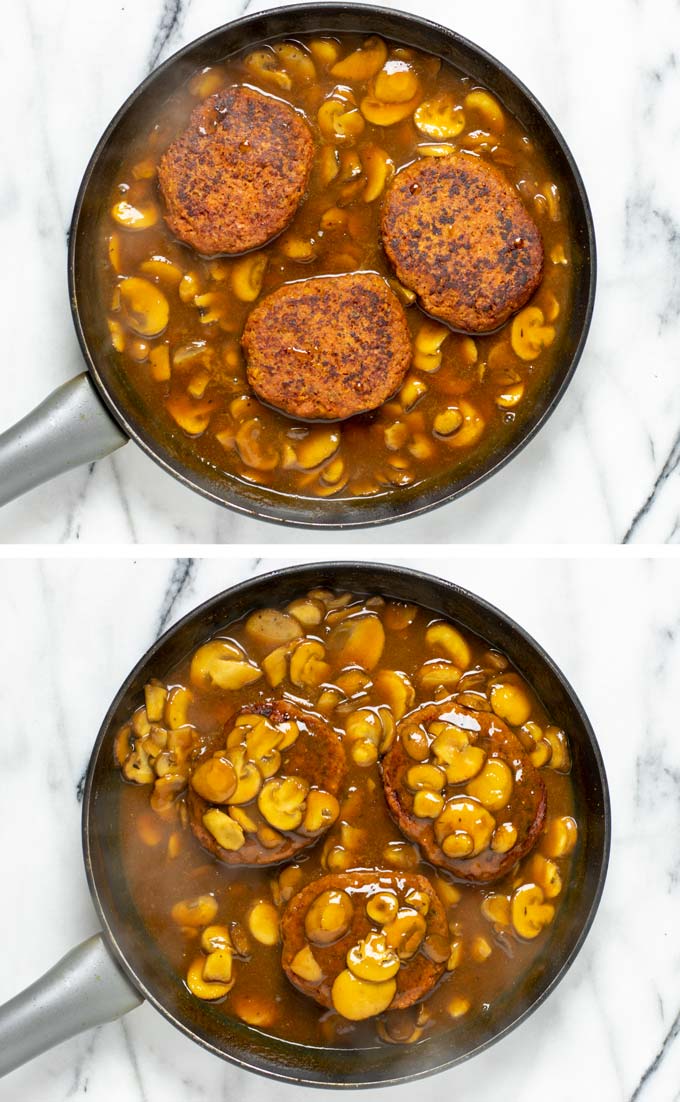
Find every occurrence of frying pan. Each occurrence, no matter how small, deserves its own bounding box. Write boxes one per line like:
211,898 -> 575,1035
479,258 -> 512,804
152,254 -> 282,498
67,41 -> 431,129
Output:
0,4 -> 596,529
0,562 -> 609,1085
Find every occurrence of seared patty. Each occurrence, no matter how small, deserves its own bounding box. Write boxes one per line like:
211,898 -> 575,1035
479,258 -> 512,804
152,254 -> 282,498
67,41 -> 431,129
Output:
241,272 -> 412,420
381,152 -> 544,333
158,86 -> 314,255
281,870 -> 447,1011
188,699 -> 346,866
381,701 -> 546,883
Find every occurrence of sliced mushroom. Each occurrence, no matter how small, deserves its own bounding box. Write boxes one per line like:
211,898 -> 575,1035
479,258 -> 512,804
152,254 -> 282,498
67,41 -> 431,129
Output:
191,755 -> 237,804
305,889 -> 354,946
190,640 -> 262,691
225,749 -> 263,805
466,758 -> 514,811
373,59 -> 420,103
317,96 -> 365,143
245,717 -> 283,764
527,854 -> 562,899
490,680 -> 532,727
329,614 -> 385,670
200,925 -> 233,953
144,680 -> 167,723
295,428 -> 340,470
186,955 -> 233,1000
464,89 -> 505,132
301,789 -> 340,834
331,969 -> 396,1020
111,198 -> 159,230
414,95 -> 465,139
202,947 -> 234,985
511,306 -> 555,361
490,821 -> 518,853
366,890 -> 399,925
433,407 -> 464,437
425,622 -> 471,667
361,144 -> 395,202
202,809 -> 246,851
244,47 -> 291,89
232,253 -> 268,302
543,726 -> 571,773
360,89 -> 421,126
248,900 -> 280,946
406,762 -> 446,792
511,883 -> 555,939
290,945 -> 324,984
236,419 -> 279,472
171,894 -> 218,928
413,790 -> 445,819
540,815 -> 578,858
290,639 -> 331,688
480,893 -> 512,927
435,797 -> 495,858
273,41 -> 316,82
347,930 -> 400,981
258,775 -> 309,831
447,995 -> 470,1018
404,889 -> 430,916
400,723 -> 430,762
373,670 -> 415,720
431,725 -> 486,783
119,277 -> 169,338
261,644 -> 291,688
330,36 -> 387,80
383,907 -> 426,960
287,597 -> 325,627
309,37 -> 342,67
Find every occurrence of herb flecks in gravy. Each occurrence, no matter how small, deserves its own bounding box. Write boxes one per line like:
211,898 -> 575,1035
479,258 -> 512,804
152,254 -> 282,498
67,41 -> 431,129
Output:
100,33 -> 572,502
117,589 -> 577,1046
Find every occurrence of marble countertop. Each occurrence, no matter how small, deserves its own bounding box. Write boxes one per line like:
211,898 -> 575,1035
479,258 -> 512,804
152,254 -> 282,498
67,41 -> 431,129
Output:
0,553 -> 678,1100
1,0 -> 679,544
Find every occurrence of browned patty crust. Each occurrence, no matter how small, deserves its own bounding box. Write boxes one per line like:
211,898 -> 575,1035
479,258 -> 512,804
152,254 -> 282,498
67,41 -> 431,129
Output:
241,272 -> 412,420
381,152 -> 544,333
281,870 -> 448,1011
381,701 -> 546,883
188,699 -> 346,866
158,86 -> 314,255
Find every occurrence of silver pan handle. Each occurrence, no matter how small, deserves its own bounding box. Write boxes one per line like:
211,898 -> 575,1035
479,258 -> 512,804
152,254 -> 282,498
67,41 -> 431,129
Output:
0,373 -> 128,507
0,933 -> 143,1078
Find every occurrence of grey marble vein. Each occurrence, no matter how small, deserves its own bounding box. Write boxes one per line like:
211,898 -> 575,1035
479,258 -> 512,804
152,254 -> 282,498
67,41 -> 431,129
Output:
623,429 -> 680,543
148,0 -> 188,70
156,557 -> 197,636
630,1006 -> 680,1101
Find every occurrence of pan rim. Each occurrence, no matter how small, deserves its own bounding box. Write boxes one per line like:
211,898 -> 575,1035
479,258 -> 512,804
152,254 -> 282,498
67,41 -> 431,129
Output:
68,2 -> 597,530
82,561 -> 610,1087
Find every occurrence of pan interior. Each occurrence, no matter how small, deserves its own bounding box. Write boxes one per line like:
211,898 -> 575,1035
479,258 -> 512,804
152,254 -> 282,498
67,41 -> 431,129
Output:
70,4 -> 595,529
84,564 -> 609,1086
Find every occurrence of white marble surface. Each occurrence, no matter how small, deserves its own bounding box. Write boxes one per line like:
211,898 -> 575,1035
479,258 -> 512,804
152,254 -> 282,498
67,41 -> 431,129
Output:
1,0 -> 679,543
0,553 -> 677,1100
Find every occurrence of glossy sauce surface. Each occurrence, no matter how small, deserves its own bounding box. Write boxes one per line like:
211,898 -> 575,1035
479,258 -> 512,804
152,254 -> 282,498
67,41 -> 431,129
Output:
117,589 -> 578,1047
98,33 -> 573,504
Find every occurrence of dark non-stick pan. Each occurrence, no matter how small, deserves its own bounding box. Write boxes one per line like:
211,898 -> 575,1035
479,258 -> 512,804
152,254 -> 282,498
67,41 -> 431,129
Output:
0,563 -> 609,1084
0,4 -> 596,529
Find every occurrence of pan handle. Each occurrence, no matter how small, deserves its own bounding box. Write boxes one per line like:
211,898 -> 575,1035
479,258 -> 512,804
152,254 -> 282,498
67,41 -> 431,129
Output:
0,933 -> 143,1078
0,373 -> 128,507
